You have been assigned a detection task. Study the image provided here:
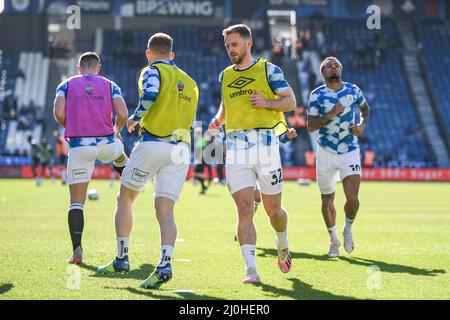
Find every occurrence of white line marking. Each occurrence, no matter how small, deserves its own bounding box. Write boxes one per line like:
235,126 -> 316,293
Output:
173,258 -> 191,262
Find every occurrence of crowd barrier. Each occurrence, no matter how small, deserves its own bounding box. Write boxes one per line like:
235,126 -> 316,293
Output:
1,166 -> 450,181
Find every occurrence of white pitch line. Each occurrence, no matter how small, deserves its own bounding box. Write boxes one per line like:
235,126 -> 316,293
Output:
164,289 -> 195,293
176,238 -> 185,242
173,258 -> 191,262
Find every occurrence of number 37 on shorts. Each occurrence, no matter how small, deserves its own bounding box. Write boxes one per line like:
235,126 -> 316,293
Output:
271,168 -> 283,186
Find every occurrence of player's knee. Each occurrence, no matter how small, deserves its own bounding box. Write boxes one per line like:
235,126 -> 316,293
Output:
346,196 -> 359,207
154,201 -> 174,221
155,206 -> 173,218
117,191 -> 134,206
321,194 -> 334,209
321,194 -> 333,203
265,204 -> 281,218
155,199 -> 174,212
236,202 -> 254,218
155,211 -> 174,226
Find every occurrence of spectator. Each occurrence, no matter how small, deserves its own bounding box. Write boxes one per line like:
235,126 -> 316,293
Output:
36,105 -> 44,124
2,94 -> 11,120
305,150 -> 315,168
17,107 -> 29,131
16,69 -> 26,81
272,38 -> 283,60
364,150 -> 375,167
308,70 -> 317,90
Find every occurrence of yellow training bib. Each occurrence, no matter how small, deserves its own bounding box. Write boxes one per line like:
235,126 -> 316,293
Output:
222,58 -> 287,136
137,62 -> 199,144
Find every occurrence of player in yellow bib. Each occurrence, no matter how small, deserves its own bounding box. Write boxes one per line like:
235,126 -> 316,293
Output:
209,24 -> 297,283
98,33 -> 199,289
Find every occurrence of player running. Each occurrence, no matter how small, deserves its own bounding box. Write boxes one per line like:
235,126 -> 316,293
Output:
97,33 -> 199,289
209,24 -> 296,283
27,135 -> 42,186
53,52 -> 129,264
53,130 -> 68,185
193,127 -> 211,195
307,57 -> 371,257
233,128 -> 298,241
39,138 -> 54,182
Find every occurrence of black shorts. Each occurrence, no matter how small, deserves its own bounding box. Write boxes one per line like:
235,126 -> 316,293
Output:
58,154 -> 68,165
194,164 -> 205,174
31,157 -> 40,167
41,161 -> 51,167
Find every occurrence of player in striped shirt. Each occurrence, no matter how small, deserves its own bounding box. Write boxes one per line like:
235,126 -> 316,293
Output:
307,56 -> 371,257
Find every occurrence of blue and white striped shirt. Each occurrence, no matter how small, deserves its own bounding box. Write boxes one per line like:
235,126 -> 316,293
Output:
131,59 -> 175,124
308,82 -> 366,154
67,134 -> 116,148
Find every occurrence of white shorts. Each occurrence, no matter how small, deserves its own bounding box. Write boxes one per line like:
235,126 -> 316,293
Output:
226,141 -> 283,195
67,139 -> 124,185
121,141 -> 190,202
316,145 -> 362,195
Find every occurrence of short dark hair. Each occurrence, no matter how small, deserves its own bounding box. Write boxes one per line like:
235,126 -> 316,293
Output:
222,24 -> 252,39
147,33 -> 173,55
78,52 -> 100,69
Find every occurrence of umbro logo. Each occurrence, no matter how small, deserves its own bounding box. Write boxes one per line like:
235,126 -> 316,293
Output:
227,77 -> 255,89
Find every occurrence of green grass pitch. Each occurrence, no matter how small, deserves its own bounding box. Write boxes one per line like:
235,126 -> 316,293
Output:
0,179 -> 449,300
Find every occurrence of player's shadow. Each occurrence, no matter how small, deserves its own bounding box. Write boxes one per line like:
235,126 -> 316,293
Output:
196,192 -> 222,198
0,283 -> 13,295
122,287 -> 224,300
339,257 -> 446,277
79,263 -> 156,280
256,247 -> 333,262
257,247 -> 446,277
255,278 -> 357,300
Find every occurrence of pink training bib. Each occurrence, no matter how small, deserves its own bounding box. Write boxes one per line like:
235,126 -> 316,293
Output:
65,74 -> 114,137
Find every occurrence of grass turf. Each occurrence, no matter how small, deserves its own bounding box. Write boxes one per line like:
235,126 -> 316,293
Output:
0,179 -> 449,300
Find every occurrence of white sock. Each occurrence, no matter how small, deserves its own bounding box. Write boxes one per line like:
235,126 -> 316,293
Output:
60,169 -> 66,183
327,226 -> 339,243
254,201 -> 261,212
344,217 -> 354,232
113,156 -> 128,167
117,237 -> 129,259
158,245 -> 174,267
276,230 -> 289,250
241,244 -> 257,272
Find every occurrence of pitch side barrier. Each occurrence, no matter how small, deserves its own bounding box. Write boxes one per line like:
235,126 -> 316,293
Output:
2,166 -> 450,182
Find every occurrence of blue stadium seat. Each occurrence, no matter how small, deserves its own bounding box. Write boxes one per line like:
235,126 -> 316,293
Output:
418,19 -> 450,136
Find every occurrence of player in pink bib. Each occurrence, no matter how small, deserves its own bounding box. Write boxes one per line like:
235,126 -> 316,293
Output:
53,52 -> 129,264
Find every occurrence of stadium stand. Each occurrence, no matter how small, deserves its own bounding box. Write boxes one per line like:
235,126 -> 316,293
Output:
2,51 -> 49,159
418,19 -> 450,142
295,18 -> 436,168
0,5 -> 448,170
